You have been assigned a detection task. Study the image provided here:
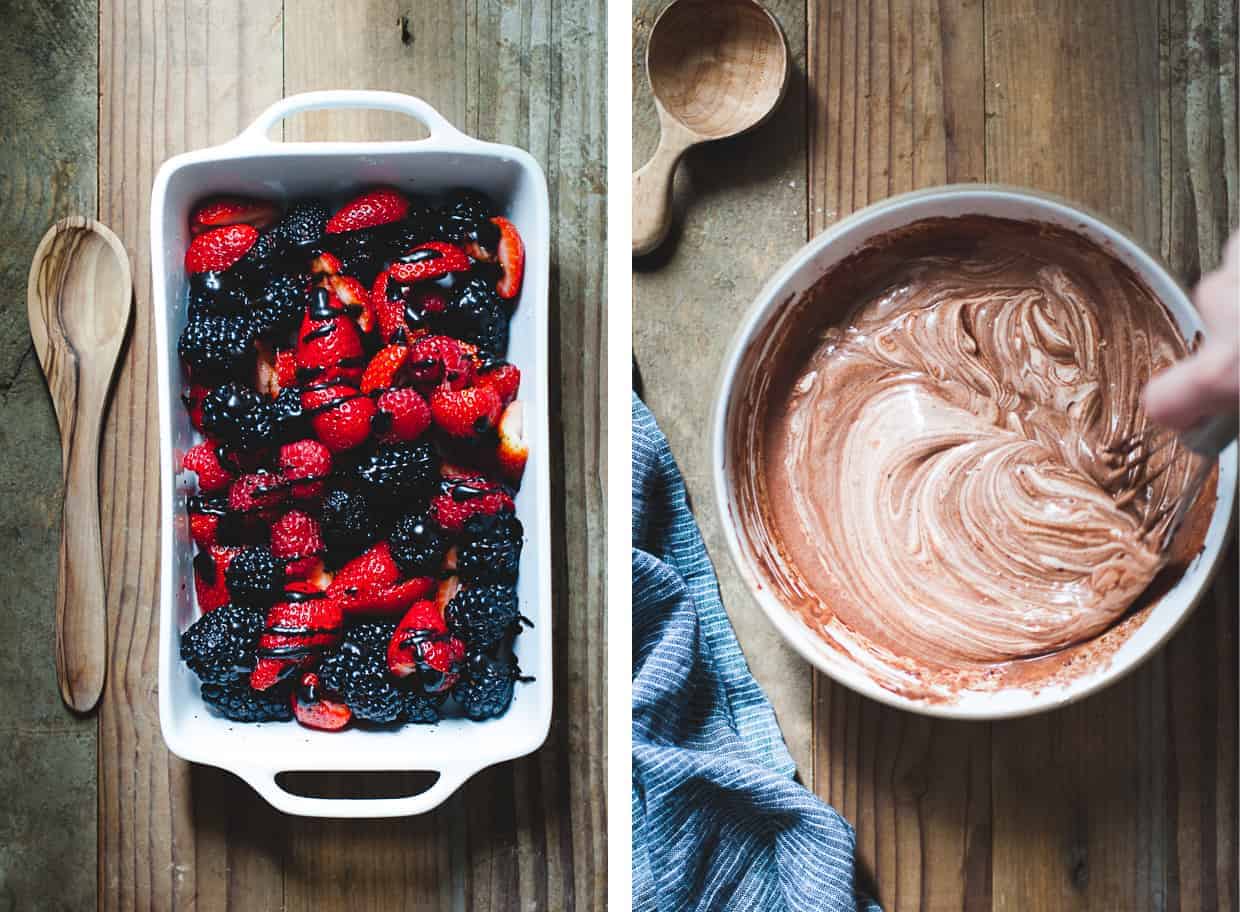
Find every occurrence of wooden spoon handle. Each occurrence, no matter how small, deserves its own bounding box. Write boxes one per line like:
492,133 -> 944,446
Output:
632,117 -> 696,256
55,405 -> 107,713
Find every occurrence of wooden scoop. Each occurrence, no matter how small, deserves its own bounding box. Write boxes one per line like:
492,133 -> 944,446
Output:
632,0 -> 790,256
27,218 -> 132,713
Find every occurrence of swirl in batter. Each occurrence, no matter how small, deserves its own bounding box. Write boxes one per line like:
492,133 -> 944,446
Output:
756,218 -> 1201,670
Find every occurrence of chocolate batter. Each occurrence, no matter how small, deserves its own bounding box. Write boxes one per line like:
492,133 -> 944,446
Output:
736,216 -> 1212,689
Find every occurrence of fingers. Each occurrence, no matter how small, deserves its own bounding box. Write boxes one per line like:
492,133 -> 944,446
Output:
1143,339 -> 1240,431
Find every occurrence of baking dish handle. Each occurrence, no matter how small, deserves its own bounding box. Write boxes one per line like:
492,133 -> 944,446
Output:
237,764 -> 472,818
233,90 -> 472,146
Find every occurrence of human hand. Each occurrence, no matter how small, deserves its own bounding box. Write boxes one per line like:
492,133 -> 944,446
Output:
1143,232 -> 1240,431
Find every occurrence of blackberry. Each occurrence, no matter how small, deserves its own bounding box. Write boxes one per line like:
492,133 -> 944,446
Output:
381,207 -> 434,257
179,603 -> 264,684
224,545 -> 284,606
452,651 -> 523,721
200,679 -> 293,723
445,583 -> 520,649
438,277 -> 508,357
437,191 -> 499,249
200,383 -> 275,451
457,512 -> 523,584
269,386 -> 307,441
353,442 -> 440,504
401,691 -> 443,725
389,512 -> 449,577
273,199 -> 330,250
188,271 -> 247,318
248,273 -> 307,339
319,488 -> 377,559
178,313 -> 254,378
318,622 -> 405,723
440,190 -> 494,226
328,229 -> 385,285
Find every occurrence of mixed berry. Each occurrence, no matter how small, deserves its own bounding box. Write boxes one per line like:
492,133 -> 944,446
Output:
177,187 -> 532,731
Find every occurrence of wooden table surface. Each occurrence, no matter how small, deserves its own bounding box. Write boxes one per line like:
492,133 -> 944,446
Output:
1,2 -> 605,909
635,1 -> 1238,909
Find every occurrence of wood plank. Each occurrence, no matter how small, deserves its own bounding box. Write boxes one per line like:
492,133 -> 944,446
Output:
632,0 -> 816,775
96,1 -> 285,908
985,0 -> 1237,909
0,0 -> 99,907
805,1 -> 989,908
282,2 -> 607,909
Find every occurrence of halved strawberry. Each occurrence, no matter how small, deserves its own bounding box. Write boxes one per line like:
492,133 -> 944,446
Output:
434,572 -> 460,615
387,600 -> 465,693
190,196 -> 279,235
430,475 -> 515,532
193,546 -> 241,611
388,242 -> 471,284
327,541 -> 436,615
275,349 -> 298,389
360,344 -> 409,394
374,388 -> 431,442
278,439 -> 332,500
496,401 -> 528,484
406,335 -> 475,391
311,251 -> 343,276
491,217 -> 525,300
183,442 -> 235,494
251,587 -> 344,690
430,385 -> 502,438
325,187 -> 409,234
474,361 -> 520,406
318,274 -> 375,334
291,673 -> 351,731
301,384 -> 376,453
185,224 -> 259,274
254,341 -> 281,397
295,290 -> 365,386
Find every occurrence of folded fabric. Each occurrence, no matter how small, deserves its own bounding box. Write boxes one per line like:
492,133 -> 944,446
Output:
632,394 -> 880,912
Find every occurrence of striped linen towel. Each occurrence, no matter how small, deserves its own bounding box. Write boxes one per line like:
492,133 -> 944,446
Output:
632,394 -> 880,912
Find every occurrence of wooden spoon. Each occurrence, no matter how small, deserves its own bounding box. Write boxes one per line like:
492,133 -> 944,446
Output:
27,217 -> 132,713
632,0 -> 790,256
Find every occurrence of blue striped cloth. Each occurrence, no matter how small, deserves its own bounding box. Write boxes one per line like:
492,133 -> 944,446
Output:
632,394 -> 880,912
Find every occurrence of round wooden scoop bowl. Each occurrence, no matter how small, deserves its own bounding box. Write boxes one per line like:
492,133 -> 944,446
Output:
632,0 -> 790,256
27,218 -> 132,713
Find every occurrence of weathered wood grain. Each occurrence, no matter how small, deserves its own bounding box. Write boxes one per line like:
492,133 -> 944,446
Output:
805,3 -> 989,907
96,1 -> 284,908
0,0 -> 99,908
632,0 -> 816,774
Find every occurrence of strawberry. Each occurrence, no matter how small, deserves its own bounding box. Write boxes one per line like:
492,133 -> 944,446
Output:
475,361 -> 520,406
430,385 -> 502,438
291,672 -> 351,731
327,541 -> 436,615
496,401 -> 528,484
491,216 -> 525,300
311,251 -> 343,276
183,442 -> 235,494
194,546 -> 241,611
360,344 -> 409,394
388,241 -> 471,284
406,334 -> 475,391
329,540 -> 402,592
371,271 -> 409,342
333,577 -> 436,616
182,384 -> 210,432
228,472 -> 288,517
277,439 -> 332,500
250,586 -> 344,690
430,475 -> 514,532
374,388 -> 432,442
254,341 -> 281,397
434,573 -> 460,615
301,384 -> 376,452
188,495 -> 227,548
295,290 -> 365,386
325,187 -> 409,234
270,510 -> 325,578
318,274 -> 375,334
387,600 -> 465,693
190,196 -> 279,235
185,224 -> 259,274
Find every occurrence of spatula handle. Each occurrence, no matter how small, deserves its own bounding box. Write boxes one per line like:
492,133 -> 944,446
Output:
55,411 -> 107,713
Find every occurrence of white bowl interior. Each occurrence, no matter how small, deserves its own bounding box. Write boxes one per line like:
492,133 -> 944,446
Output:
715,186 -> 1237,720
153,141 -> 553,813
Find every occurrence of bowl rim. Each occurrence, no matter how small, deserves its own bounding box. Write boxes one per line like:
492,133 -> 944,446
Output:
711,183 -> 1238,721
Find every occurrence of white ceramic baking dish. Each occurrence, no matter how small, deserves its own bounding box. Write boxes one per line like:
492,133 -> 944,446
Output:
152,91 -> 552,816
714,185 -> 1237,720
